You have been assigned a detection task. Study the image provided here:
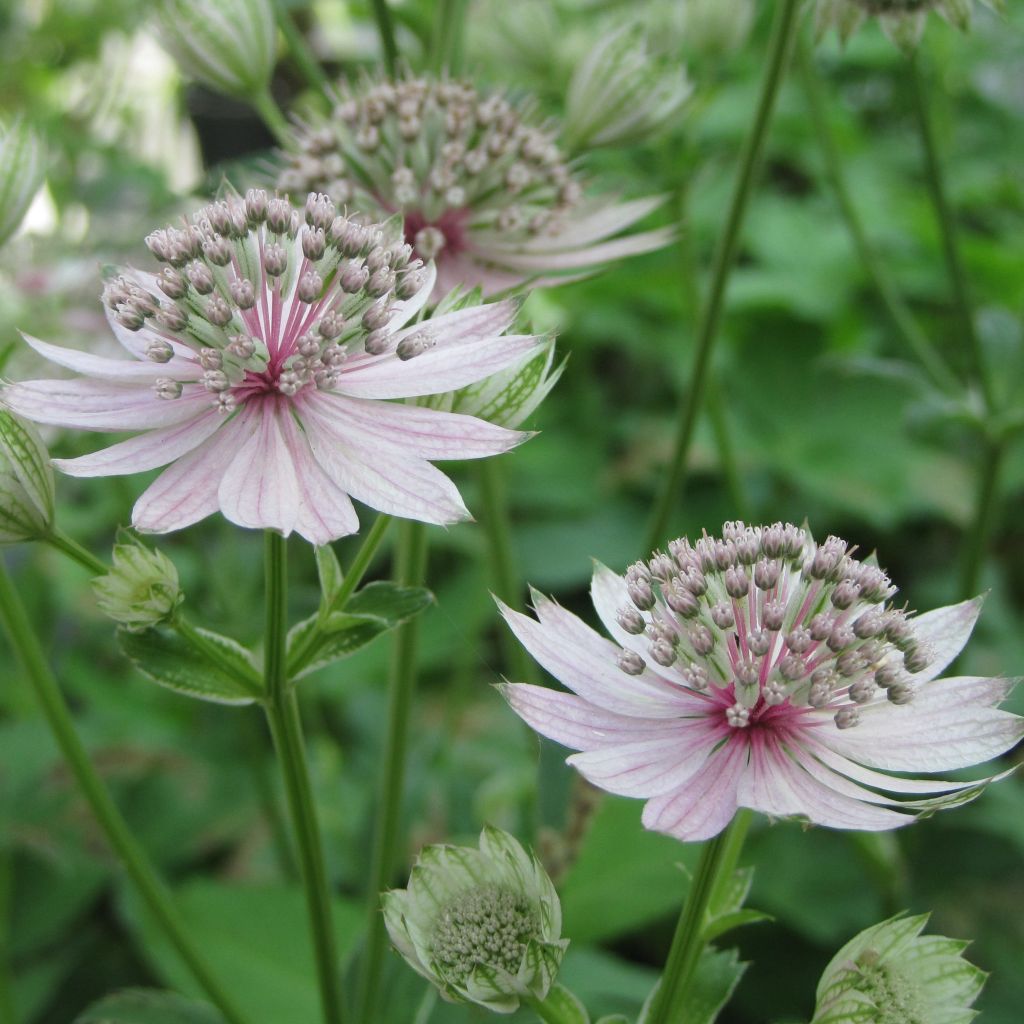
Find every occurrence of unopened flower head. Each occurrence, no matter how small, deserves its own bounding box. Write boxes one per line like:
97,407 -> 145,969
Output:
812,913 -> 985,1024
278,72 -> 674,300
93,531 -> 183,632
563,25 -> 692,151
383,826 -> 567,1013
3,190 -> 546,544
0,410 -> 54,544
0,119 -> 45,249
155,0 -> 277,99
501,521 -> 1023,842
815,0 -> 1000,49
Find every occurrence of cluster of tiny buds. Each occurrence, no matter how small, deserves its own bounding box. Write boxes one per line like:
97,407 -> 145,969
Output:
281,73 -> 583,249
613,523 -> 932,731
102,190 -> 432,412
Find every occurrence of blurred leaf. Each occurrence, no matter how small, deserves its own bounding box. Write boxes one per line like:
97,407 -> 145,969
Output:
75,989 -> 225,1024
542,984 -> 590,1024
637,947 -> 747,1024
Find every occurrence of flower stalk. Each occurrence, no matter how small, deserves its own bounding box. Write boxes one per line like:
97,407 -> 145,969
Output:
645,0 -> 802,553
370,0 -> 399,75
959,435 -> 1004,600
432,0 -> 469,74
273,0 -> 330,93
252,89 -> 293,147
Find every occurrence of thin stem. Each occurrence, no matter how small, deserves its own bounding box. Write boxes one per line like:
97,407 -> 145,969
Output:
646,812 -> 751,1024
252,89 -> 293,147
798,39 -> 959,396
959,437 -> 1005,600
0,557 -> 251,1024
705,379 -> 750,520
645,0 -> 801,553
261,532 -> 344,1024
907,54 -> 993,411
370,0 -> 399,76
274,1 -> 330,93
431,0 -> 468,74
44,527 -> 106,575
0,850 -> 14,1024
356,519 -> 429,1023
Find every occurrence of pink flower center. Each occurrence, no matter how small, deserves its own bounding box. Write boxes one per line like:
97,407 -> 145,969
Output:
404,207 -> 471,261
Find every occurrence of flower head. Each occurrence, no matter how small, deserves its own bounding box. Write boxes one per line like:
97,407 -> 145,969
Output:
815,0 -> 1000,49
0,119 -> 45,250
501,521 -> 1023,842
383,826 -> 567,1013
812,913 -> 985,1024
0,410 -> 54,544
278,73 -> 674,300
93,530 -> 183,632
3,191 -> 544,544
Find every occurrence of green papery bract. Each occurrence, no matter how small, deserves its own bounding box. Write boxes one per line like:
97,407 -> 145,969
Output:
0,410 -> 54,543
93,531 -> 183,632
0,120 -> 45,249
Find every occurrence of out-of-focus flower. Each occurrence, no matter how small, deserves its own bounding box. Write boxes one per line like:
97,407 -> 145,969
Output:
383,826 -> 567,1013
3,191 -> 545,544
154,0 -> 277,100
677,0 -> 757,61
815,0 -> 1001,49
0,410 -> 54,544
0,120 -> 45,250
278,73 -> 674,300
811,913 -> 985,1024
501,521 -> 1023,842
562,25 -> 692,151
93,531 -> 183,632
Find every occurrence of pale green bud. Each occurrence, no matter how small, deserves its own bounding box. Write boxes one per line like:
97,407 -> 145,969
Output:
812,913 -> 986,1024
563,25 -> 692,151
383,826 -> 568,1013
0,410 -> 55,544
93,532 -> 183,632
678,0 -> 757,61
0,120 -> 45,249
155,0 -> 277,100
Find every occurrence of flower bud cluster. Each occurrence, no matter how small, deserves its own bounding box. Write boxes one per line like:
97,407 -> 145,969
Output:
92,532 -> 183,632
615,522 -> 931,731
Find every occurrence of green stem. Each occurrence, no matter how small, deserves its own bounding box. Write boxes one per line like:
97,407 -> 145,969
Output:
523,991 -> 582,1024
44,527 -> 106,575
356,519 -> 428,1023
646,812 -> 751,1024
705,379 -> 750,520
252,89 -> 293,147
0,849 -> 14,1024
370,0 -> 399,76
907,54 -> 993,410
798,39 -> 959,396
273,2 -> 330,93
959,437 -> 1005,600
261,532 -> 344,1024
0,557 -> 251,1024
431,0 -> 468,74
645,0 -> 801,553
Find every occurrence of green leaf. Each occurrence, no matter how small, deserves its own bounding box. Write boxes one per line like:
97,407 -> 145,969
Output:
314,544 -> 343,615
118,626 -> 261,705
74,989 -> 225,1024
703,866 -> 772,942
539,983 -> 590,1024
638,947 -> 747,1024
703,908 -> 773,944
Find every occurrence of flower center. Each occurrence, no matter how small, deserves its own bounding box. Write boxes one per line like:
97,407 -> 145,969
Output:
404,207 -> 471,262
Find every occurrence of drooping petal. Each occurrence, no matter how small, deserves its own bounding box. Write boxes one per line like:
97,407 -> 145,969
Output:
476,227 -> 676,272
20,333 -> 202,382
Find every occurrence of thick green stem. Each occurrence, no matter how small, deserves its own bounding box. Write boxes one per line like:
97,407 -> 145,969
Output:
252,89 -> 293,147
907,54 -> 993,410
273,2 -> 330,93
959,438 -> 1005,600
357,519 -> 428,1023
798,39 -> 959,395
431,0 -> 468,74
645,0 -> 801,553
646,812 -> 751,1024
370,0 -> 399,76
261,532 -> 344,1024
0,558 -> 251,1024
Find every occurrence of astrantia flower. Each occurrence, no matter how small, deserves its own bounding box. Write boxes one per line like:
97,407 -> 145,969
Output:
811,913 -> 985,1024
815,0 -> 1001,49
277,73 -> 674,300
93,530 -> 183,632
3,191 -> 544,544
501,521 -> 1023,842
383,826 -> 567,1013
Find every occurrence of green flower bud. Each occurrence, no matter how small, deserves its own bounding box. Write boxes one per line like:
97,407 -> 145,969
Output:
155,0 -> 277,100
812,913 -> 986,1024
383,826 -> 568,1014
93,532 -> 183,632
563,25 -> 692,151
0,120 -> 45,250
0,410 -> 55,544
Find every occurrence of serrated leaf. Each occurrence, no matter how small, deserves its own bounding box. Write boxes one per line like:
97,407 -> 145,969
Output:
540,984 -> 591,1024
74,988 -> 226,1024
119,626 -> 262,705
702,908 -> 773,944
638,947 -> 747,1024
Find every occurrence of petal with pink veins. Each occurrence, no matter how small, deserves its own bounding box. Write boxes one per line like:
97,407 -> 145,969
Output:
476,227 -> 676,272
20,333 -> 201,382
906,597 -> 984,683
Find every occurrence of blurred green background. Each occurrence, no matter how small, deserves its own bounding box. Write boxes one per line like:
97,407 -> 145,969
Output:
1,1 -> 1022,1022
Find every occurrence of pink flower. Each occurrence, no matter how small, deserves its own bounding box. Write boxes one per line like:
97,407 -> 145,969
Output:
3,191 -> 545,544
501,522 -> 1023,841
277,74 -> 674,300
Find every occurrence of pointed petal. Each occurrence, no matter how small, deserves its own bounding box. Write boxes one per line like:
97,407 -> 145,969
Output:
476,227 -> 676,272
908,597 -> 984,683
386,260 -> 438,331
590,560 -> 651,656
20,333 -> 201,382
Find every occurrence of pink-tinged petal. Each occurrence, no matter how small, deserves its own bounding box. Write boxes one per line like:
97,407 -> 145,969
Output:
385,260 -> 437,331
275,410 -> 359,544
476,227 -> 676,272
53,411 -> 224,477
396,298 -> 520,348
499,600 -> 699,718
103,304 -> 193,361
335,334 -> 544,400
132,408 -> 255,533
20,333 -> 201,382
217,401 -> 299,536
641,738 -> 747,842
300,392 -> 525,460
590,560 -> 653,658
501,683 -> 686,750
433,255 -> 526,301
4,379 -> 212,431
737,733 -> 809,820
306,423 -> 470,524
907,597 -> 984,683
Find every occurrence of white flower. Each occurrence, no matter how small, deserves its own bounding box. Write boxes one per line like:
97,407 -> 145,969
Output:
815,0 -> 1002,49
